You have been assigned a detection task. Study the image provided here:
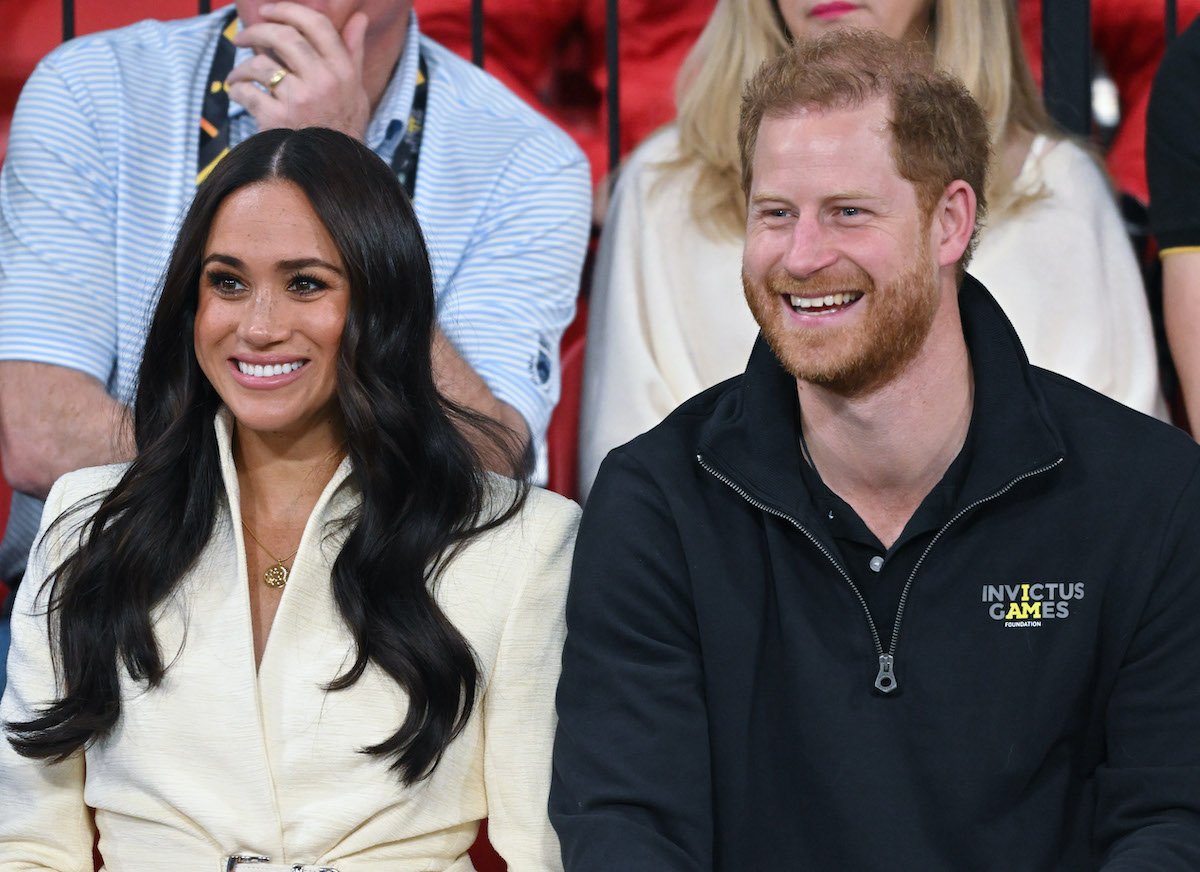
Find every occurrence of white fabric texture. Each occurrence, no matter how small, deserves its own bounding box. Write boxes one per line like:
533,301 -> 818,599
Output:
0,411 -> 579,871
579,126 -> 1166,498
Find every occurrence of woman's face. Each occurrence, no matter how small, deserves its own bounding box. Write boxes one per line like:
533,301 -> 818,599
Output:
775,0 -> 936,44
194,179 -> 350,447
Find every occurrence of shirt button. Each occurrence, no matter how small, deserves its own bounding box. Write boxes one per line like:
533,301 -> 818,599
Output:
869,555 -> 884,572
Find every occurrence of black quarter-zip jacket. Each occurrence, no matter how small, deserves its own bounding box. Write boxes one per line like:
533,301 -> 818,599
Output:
551,276 -> 1200,871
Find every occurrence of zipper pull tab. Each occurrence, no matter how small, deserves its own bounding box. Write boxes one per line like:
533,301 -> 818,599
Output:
874,654 -> 898,694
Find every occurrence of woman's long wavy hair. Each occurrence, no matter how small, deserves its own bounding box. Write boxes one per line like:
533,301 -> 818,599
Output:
7,127 -> 530,783
671,0 -> 1057,237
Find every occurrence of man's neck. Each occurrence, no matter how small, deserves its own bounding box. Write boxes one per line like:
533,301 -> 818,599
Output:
799,300 -> 974,548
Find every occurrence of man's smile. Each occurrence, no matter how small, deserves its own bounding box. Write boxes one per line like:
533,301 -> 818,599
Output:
786,291 -> 864,314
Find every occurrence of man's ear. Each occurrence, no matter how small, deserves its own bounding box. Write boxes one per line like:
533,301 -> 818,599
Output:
933,180 -> 977,269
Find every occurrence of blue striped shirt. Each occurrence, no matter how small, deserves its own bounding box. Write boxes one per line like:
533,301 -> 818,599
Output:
0,8 -> 591,576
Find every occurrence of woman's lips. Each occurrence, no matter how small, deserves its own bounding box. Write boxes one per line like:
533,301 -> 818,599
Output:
227,357 -> 309,389
810,2 -> 860,20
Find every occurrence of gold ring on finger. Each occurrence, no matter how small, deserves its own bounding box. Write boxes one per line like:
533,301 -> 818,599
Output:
266,68 -> 289,95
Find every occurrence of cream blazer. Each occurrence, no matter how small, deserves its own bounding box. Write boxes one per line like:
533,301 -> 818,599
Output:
0,412 -> 580,871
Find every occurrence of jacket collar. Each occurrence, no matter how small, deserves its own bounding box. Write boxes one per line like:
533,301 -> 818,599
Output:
212,406 -> 358,534
697,275 -> 1066,525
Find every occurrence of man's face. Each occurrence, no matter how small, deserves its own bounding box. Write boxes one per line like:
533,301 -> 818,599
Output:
236,0 -> 410,34
741,99 -> 943,397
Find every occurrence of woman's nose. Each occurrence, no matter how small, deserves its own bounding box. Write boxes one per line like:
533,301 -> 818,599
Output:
235,289 -> 288,346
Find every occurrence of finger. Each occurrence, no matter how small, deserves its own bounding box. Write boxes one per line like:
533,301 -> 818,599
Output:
233,21 -> 322,74
341,11 -> 369,79
227,80 -> 284,125
256,1 -> 354,66
226,53 -> 289,89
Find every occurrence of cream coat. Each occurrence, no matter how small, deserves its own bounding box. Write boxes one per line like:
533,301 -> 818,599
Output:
0,411 -> 580,871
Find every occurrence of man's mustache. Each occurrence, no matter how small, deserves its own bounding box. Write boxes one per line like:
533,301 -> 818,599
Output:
763,266 -> 874,297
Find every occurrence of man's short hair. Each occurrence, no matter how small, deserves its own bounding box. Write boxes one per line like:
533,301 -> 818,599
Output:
738,29 -> 991,264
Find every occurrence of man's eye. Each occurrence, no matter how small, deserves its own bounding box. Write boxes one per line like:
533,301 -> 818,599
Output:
840,207 -> 861,217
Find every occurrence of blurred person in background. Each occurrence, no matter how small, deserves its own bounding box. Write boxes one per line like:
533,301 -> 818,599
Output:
1019,0 -> 1200,209
1149,18 -> 1200,427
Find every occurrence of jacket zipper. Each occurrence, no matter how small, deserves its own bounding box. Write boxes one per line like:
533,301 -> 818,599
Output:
696,452 -> 1063,695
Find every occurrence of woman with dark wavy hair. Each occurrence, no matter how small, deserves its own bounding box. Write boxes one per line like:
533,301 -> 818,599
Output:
0,127 -> 578,871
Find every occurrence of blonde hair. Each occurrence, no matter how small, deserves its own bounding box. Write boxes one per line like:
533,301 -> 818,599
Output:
671,0 -> 1056,238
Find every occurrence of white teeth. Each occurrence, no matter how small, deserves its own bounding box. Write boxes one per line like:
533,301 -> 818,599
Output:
237,360 -> 303,377
787,291 -> 864,312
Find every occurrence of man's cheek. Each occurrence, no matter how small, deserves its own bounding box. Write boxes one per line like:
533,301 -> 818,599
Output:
319,0 -> 361,30
234,0 -> 268,26
268,0 -> 356,31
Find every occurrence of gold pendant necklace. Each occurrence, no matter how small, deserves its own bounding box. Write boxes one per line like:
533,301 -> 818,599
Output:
241,521 -> 300,589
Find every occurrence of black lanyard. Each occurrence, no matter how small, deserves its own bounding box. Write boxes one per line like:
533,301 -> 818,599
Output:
197,10 -> 428,198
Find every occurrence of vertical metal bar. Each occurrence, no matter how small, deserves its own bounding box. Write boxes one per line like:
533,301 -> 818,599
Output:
199,0 -> 212,14
1166,0 -> 1178,43
606,0 -> 620,175
1041,0 -> 1091,136
471,0 -> 484,67
62,0 -> 74,41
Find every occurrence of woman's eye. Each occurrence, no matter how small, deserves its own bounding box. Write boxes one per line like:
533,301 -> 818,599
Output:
289,274 -> 327,295
205,271 -> 245,294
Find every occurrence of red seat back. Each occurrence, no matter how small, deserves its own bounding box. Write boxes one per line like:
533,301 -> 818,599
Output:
468,819 -> 506,871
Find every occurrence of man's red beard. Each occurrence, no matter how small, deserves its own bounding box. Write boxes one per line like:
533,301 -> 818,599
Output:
742,247 -> 939,398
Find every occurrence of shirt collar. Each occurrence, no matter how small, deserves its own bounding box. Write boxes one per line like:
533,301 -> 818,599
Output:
227,10 -> 421,154
797,403 -> 977,553
366,11 -> 422,151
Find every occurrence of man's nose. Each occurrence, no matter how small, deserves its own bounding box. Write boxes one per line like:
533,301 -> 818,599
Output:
236,289 -> 288,345
780,216 -> 838,278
